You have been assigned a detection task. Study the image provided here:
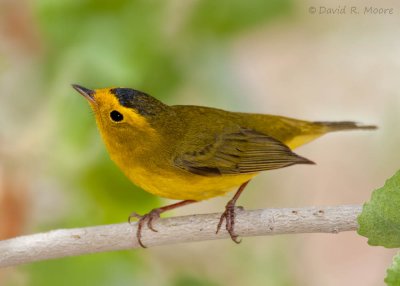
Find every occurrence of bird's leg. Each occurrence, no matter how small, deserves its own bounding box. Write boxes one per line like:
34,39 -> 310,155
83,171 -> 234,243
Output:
128,200 -> 196,248
216,180 -> 251,243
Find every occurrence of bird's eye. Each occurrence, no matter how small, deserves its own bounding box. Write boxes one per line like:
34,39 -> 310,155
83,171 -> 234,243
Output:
110,110 -> 124,122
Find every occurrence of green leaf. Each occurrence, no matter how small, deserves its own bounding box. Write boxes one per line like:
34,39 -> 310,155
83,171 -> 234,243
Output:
385,252 -> 400,286
358,170 -> 400,248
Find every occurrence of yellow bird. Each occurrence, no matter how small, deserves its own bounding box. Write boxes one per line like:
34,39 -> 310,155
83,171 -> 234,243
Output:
72,84 -> 376,247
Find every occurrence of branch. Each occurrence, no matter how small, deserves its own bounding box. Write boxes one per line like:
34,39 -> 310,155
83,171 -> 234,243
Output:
0,205 -> 361,268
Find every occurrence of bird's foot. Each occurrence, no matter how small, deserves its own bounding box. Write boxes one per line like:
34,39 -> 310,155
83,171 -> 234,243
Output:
216,202 -> 244,243
128,200 -> 196,248
128,209 -> 162,248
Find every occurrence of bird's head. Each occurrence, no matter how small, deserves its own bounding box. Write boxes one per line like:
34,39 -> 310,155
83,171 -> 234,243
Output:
72,84 -> 168,153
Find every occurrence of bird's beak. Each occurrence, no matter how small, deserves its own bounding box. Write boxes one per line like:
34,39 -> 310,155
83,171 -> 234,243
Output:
72,84 -> 95,103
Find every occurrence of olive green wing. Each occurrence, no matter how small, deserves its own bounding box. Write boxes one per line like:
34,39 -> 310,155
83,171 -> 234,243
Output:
174,128 -> 315,176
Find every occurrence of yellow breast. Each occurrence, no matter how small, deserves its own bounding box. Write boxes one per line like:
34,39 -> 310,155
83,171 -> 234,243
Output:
124,166 -> 257,200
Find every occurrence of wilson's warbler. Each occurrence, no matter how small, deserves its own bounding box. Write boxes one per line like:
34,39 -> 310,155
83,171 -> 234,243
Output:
72,84 -> 376,247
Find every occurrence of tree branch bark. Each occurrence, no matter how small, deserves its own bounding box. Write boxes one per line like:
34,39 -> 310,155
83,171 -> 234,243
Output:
0,205 -> 361,268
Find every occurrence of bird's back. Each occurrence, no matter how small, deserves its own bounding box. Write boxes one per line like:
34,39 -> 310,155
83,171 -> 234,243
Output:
171,105 -> 327,150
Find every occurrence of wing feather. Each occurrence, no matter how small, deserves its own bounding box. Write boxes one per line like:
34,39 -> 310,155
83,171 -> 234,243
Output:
174,128 -> 314,176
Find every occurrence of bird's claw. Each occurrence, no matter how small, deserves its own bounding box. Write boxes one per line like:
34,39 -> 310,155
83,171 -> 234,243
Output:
216,204 -> 243,244
128,212 -> 142,224
128,209 -> 162,248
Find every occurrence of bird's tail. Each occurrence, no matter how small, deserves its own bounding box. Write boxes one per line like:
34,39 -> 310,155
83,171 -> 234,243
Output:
313,121 -> 377,132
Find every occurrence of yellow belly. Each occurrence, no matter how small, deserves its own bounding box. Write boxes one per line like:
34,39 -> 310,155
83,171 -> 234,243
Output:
125,166 -> 257,201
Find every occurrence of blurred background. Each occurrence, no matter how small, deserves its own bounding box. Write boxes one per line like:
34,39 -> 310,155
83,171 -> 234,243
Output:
1,0 -> 399,285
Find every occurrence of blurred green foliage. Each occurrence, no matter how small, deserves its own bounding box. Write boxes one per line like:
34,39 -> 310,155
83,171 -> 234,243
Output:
23,0 -> 293,285
27,252 -> 145,286
188,0 -> 291,37
385,252 -> 400,286
173,275 -> 220,286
